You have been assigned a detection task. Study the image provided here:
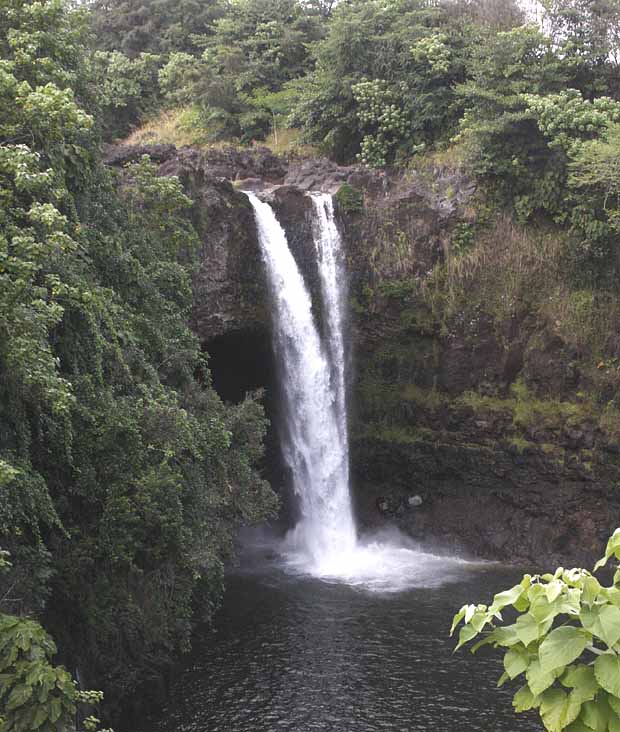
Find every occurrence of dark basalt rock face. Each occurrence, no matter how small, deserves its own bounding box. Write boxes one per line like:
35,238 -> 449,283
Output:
352,422 -> 620,569
104,142 -> 620,567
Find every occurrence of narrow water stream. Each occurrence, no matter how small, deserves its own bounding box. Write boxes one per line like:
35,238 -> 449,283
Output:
145,536 -> 541,732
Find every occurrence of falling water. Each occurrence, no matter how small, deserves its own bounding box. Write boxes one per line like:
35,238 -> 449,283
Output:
311,194 -> 349,461
247,191 -> 476,589
246,193 -> 356,570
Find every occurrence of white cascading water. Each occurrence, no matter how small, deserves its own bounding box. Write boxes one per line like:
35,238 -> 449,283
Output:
247,191 -> 477,590
311,194 -> 349,459
246,193 -> 357,571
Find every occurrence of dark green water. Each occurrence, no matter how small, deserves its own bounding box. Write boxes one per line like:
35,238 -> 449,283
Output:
147,533 -> 541,732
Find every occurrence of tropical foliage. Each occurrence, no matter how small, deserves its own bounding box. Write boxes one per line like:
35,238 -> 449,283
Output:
0,0 -> 277,723
452,530 -> 620,732
5,0 -> 620,726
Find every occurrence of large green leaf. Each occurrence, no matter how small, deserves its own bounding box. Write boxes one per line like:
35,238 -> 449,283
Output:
470,608 -> 491,633
539,627 -> 588,673
546,580 -> 565,603
604,587 -> 620,608
32,704 -> 49,728
528,658 -> 559,696
581,699 -> 608,732
581,696 -> 620,732
608,696 -> 620,716
582,577 -> 601,606
513,684 -> 541,712
490,584 -> 525,614
6,683 -> 33,711
455,623 -> 478,651
515,613 -> 544,646
489,625 -> 521,648
561,665 -> 598,703
451,605 -> 468,635
580,605 -> 620,648
540,688 -> 582,732
531,595 -> 563,624
565,721 -> 594,732
610,712 -> 620,732
505,646 -> 530,679
601,695 -> 620,732
595,654 -> 620,697
594,529 -> 620,572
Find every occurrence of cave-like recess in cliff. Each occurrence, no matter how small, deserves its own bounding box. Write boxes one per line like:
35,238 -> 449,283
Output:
205,327 -> 275,404
204,327 -> 292,515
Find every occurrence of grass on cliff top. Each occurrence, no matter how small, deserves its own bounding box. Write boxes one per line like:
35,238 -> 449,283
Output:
124,106 -> 318,157
125,107 -> 209,147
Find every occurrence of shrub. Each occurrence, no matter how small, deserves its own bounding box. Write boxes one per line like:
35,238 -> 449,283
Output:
452,529 -> 620,732
335,183 -> 364,213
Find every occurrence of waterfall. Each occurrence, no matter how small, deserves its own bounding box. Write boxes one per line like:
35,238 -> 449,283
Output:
246,191 -> 466,589
311,194 -> 349,463
246,193 -> 356,569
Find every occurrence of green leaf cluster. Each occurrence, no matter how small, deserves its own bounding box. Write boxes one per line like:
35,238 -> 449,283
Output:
291,0 -> 479,163
157,0 -> 324,143
453,529 -> 620,732
0,611 -> 111,732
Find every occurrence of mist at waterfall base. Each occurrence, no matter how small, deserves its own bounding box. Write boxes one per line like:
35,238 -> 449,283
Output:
246,192 -> 482,592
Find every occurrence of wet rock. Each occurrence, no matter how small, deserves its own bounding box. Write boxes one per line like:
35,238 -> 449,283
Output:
523,332 -> 581,399
376,497 -> 390,514
285,158 -> 351,192
353,433 -> 620,567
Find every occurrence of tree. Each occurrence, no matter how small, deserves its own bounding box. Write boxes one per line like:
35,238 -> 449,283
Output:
91,50 -> 162,139
568,123 -> 620,267
455,25 -> 568,217
541,0 -> 620,96
1,1 -> 277,720
291,0 -> 473,163
443,0 -> 525,30
453,529 -> 620,732
159,0 -> 324,142
87,0 -> 226,57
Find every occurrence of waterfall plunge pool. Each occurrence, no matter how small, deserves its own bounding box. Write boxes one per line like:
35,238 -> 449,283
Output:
141,195 -> 541,731
142,530 -> 540,732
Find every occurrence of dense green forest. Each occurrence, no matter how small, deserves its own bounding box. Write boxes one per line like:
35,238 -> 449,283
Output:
3,0 -> 620,729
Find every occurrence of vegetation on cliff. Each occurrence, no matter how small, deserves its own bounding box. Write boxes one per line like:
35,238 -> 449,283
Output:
454,530 -> 620,732
0,0 -> 276,726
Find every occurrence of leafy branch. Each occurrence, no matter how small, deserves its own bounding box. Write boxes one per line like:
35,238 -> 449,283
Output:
452,529 -> 620,732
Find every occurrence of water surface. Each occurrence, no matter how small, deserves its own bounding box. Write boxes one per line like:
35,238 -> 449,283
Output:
147,536 -> 541,732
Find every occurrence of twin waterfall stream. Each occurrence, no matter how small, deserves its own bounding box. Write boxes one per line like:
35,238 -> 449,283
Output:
246,192 -> 466,590
246,193 -> 356,570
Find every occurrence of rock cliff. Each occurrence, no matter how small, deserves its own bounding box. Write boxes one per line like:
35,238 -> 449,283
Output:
105,143 -> 620,567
